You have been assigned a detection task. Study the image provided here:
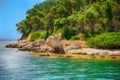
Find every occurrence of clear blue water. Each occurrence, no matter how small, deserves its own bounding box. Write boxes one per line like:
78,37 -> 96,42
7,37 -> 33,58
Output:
0,41 -> 120,80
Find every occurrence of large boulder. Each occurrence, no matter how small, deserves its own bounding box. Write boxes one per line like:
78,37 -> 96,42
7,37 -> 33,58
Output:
46,33 -> 65,54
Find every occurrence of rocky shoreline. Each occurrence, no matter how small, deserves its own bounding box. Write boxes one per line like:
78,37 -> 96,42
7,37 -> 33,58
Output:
5,34 -> 120,60
6,34 -> 65,53
68,48 -> 120,56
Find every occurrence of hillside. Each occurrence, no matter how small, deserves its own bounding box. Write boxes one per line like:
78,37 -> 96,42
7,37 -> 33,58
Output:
16,0 -> 120,41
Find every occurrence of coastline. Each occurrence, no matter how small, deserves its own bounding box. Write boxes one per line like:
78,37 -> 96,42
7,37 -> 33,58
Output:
5,35 -> 120,60
31,52 -> 120,60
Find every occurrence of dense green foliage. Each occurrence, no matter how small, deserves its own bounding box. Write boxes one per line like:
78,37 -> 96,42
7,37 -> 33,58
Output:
30,30 -> 46,41
87,32 -> 120,49
71,34 -> 85,40
16,0 -> 120,40
62,26 -> 77,39
71,35 -> 81,40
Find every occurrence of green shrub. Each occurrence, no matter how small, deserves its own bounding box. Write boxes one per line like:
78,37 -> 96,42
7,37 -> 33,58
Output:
51,29 -> 63,36
84,31 -> 92,39
30,30 -> 46,41
71,35 -> 80,40
87,32 -> 120,49
62,26 -> 77,40
71,34 -> 85,40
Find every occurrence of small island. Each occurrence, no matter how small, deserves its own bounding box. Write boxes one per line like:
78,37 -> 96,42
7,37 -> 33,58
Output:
6,0 -> 120,60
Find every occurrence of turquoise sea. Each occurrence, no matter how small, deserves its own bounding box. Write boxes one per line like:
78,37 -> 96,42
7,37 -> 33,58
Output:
0,41 -> 120,80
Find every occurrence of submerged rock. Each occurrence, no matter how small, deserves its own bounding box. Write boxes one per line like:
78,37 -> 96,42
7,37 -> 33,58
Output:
39,54 -> 50,57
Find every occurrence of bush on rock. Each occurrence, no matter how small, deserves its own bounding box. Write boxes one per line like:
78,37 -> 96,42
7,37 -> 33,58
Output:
30,30 -> 46,41
87,32 -> 120,49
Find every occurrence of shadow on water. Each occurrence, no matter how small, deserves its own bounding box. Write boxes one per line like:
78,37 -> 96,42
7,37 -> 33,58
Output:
0,41 -> 120,80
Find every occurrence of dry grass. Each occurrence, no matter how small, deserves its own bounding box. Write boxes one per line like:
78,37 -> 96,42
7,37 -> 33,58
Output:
26,33 -> 31,41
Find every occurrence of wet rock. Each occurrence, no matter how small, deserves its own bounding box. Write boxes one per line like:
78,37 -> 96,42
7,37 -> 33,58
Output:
66,55 -> 72,58
39,54 -> 50,57
5,43 -> 18,48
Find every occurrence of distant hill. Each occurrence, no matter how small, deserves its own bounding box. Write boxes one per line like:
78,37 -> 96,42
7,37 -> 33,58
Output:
0,39 -> 17,41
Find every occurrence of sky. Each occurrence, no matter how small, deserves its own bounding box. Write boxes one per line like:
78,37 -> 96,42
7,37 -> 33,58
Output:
0,0 -> 45,39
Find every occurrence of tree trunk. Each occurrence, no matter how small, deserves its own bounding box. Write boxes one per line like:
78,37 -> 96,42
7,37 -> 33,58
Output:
77,22 -> 84,33
89,19 -> 94,36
